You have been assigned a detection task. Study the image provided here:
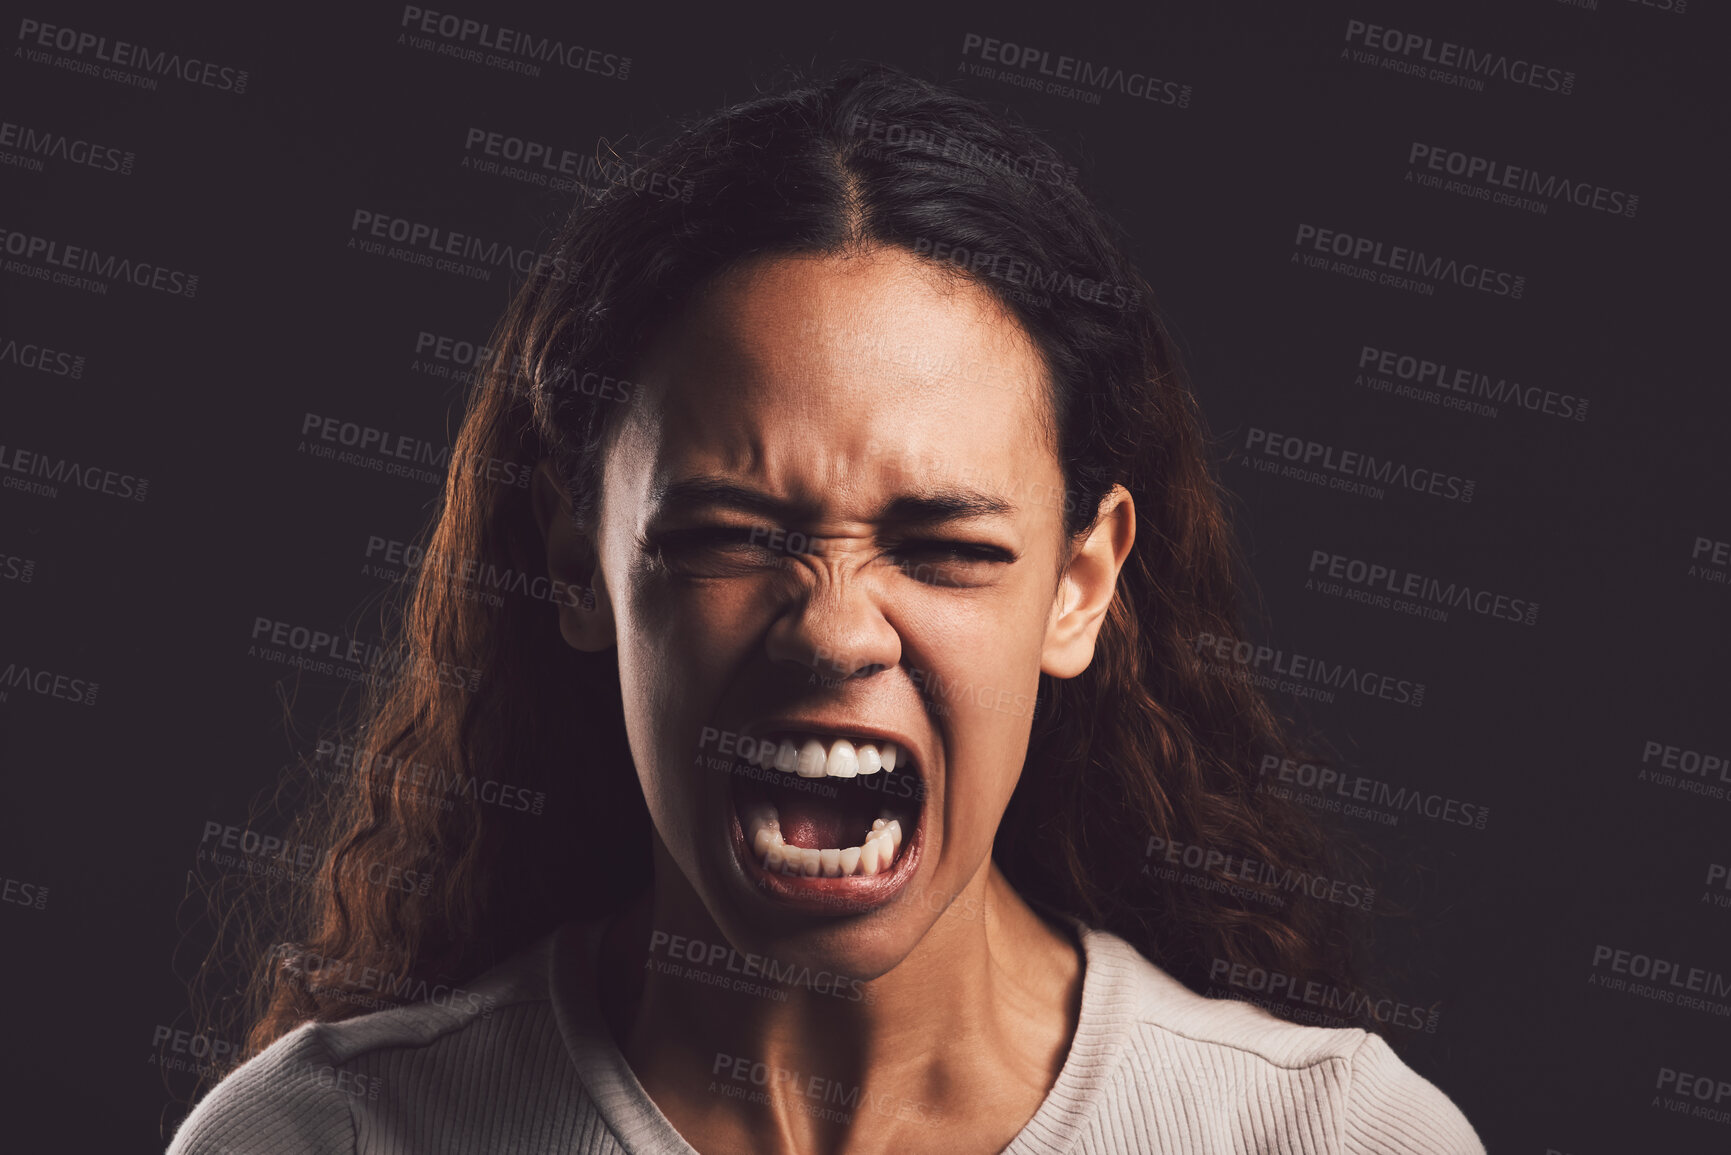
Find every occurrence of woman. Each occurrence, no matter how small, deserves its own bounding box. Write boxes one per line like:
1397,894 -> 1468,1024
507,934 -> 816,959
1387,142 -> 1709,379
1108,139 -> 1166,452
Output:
171,64 -> 1483,1153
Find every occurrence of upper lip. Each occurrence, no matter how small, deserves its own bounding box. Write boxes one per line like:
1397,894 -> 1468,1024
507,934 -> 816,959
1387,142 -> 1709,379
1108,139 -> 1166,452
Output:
741,717 -> 928,781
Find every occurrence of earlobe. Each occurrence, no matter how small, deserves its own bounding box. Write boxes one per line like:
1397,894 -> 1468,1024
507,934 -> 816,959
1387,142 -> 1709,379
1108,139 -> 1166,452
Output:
1040,485 -> 1136,679
530,460 -> 617,652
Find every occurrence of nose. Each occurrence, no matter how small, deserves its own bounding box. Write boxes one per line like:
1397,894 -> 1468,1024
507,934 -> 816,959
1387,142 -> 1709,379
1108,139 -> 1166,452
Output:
763,570 -> 901,683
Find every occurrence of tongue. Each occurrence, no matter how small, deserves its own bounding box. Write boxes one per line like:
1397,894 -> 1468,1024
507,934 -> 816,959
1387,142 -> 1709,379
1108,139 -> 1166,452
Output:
776,792 -> 858,851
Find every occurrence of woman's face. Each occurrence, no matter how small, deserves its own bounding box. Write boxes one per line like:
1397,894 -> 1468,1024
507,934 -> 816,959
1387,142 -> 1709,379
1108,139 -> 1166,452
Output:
571,244 -> 1114,975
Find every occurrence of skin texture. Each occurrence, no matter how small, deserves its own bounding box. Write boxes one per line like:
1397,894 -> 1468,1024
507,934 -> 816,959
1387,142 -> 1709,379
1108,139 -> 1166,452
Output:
532,244 -> 1135,1154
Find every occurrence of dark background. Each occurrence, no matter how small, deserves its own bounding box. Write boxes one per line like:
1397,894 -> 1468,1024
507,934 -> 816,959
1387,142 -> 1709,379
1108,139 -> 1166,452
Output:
3,0 -> 1726,1150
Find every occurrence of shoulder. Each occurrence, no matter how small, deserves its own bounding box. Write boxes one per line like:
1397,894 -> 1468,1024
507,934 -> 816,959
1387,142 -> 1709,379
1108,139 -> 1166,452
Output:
1076,926 -> 1484,1154
1334,1032 -> 1484,1155
165,1024 -> 357,1155
166,934 -> 563,1155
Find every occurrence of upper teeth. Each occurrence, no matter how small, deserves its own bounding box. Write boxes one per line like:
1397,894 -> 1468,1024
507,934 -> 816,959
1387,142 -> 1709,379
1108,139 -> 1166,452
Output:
750,734 -> 902,779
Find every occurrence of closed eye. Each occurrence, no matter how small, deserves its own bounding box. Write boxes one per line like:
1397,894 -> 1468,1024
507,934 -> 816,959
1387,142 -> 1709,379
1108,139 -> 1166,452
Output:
891,540 -> 1016,564
642,525 -> 786,574
642,526 -> 1016,586
653,526 -> 768,551
889,538 -> 1016,587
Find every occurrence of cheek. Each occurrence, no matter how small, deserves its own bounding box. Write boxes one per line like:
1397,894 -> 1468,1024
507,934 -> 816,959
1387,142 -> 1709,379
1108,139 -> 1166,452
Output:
905,574 -> 1053,684
612,576 -> 776,791
920,608 -> 1047,804
623,576 -> 774,685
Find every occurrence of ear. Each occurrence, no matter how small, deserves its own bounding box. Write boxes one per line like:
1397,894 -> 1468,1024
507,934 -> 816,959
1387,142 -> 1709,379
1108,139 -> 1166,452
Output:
530,459 -> 616,652
1041,485 -> 1135,679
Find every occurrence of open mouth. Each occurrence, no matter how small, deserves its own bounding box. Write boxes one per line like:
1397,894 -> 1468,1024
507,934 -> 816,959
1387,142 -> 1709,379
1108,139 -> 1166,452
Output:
723,729 -> 925,897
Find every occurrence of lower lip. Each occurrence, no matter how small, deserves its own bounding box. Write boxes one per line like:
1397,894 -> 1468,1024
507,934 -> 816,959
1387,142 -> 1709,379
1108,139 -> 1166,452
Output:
727,791 -> 926,916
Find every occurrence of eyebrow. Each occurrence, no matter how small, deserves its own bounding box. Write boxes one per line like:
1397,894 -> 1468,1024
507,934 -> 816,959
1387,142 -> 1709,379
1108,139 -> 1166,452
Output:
651,475 -> 1016,524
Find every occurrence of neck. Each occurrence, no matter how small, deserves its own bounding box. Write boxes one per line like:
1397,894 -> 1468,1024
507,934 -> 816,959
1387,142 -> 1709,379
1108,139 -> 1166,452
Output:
596,843 -> 1084,1154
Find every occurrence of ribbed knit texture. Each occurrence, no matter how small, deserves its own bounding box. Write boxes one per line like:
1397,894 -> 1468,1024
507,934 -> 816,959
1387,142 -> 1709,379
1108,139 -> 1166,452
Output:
167,918 -> 1483,1154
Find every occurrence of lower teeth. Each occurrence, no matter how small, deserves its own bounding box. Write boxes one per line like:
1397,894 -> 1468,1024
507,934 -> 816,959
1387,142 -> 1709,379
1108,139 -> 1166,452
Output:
744,803 -> 905,878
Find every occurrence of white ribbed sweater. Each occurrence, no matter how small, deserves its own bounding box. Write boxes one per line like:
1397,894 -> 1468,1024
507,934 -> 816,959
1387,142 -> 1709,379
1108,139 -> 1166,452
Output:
166,918 -> 1483,1153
